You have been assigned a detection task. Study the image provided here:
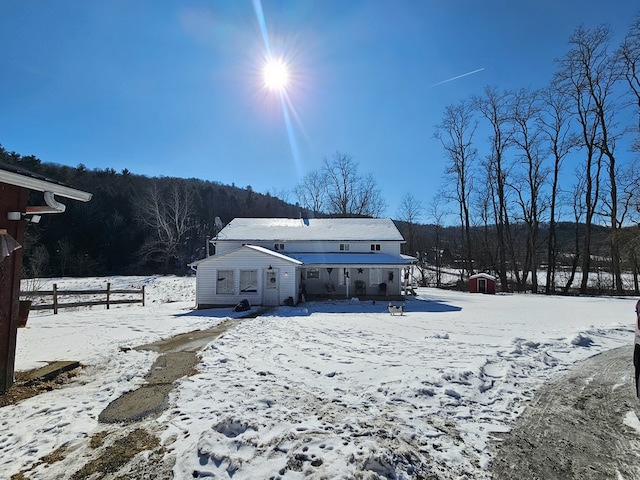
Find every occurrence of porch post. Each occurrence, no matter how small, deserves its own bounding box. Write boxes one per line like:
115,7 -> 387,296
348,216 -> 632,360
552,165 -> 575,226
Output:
344,268 -> 349,298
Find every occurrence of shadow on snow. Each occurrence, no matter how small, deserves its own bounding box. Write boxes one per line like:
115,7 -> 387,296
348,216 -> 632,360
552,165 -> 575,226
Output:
176,296 -> 461,319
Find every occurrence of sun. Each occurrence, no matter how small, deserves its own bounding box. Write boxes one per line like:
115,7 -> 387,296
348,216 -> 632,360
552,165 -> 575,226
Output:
263,58 -> 289,92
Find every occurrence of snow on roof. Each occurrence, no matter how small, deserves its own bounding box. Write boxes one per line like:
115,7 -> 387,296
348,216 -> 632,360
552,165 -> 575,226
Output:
189,244 -> 303,267
245,245 -> 303,264
217,218 -> 404,242
469,273 -> 496,280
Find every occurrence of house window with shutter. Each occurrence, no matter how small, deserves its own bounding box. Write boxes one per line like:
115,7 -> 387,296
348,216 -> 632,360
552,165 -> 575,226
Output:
217,270 -> 234,294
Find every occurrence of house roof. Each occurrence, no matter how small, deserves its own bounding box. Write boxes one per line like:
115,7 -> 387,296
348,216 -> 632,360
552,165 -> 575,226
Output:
216,217 -> 404,242
189,244 -> 303,267
287,252 -> 414,266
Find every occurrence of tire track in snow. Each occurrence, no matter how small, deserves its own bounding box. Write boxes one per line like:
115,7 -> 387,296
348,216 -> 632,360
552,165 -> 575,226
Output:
492,346 -> 640,480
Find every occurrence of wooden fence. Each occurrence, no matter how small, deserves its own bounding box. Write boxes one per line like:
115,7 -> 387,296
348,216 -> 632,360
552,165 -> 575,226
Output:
20,283 -> 145,314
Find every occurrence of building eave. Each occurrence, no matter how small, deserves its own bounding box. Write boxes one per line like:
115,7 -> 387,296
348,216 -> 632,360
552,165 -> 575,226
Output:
0,168 -> 92,202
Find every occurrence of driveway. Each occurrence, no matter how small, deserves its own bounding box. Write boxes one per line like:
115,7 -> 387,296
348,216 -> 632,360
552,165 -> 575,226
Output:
491,346 -> 640,479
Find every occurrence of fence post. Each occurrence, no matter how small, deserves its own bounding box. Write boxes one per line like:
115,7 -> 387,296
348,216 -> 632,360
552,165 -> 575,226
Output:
106,282 -> 111,310
53,284 -> 58,315
142,285 -> 145,307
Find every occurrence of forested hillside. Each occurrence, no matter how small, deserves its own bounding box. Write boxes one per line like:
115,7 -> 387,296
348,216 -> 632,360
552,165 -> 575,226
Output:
1,145 -> 301,277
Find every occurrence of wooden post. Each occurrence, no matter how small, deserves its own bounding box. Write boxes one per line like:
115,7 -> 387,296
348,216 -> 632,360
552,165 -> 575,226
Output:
53,284 -> 58,314
106,282 -> 111,309
142,285 -> 145,307
0,184 -> 27,393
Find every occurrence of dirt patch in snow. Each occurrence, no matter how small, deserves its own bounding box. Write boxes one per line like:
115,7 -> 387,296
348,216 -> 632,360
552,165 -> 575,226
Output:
0,369 -> 79,408
491,346 -> 640,479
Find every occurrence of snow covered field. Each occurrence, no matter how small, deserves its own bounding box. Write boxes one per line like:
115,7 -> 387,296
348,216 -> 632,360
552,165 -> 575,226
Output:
1,275 -> 636,479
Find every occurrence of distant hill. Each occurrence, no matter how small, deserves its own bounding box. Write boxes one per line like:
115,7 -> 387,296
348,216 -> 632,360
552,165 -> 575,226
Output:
1,145 -> 302,276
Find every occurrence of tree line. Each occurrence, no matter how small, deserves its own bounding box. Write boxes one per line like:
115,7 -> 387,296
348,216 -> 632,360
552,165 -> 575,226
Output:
0,145 -> 301,278
418,19 -> 640,294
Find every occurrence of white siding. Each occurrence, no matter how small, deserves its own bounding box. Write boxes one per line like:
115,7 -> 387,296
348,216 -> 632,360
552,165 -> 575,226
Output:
214,241 -> 245,255
196,247 -> 298,307
216,240 -> 402,255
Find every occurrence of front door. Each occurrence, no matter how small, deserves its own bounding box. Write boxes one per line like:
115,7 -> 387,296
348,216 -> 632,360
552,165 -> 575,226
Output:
478,278 -> 487,293
264,268 -> 280,306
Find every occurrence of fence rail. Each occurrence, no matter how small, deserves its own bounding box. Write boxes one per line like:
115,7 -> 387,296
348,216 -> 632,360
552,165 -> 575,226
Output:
20,283 -> 145,314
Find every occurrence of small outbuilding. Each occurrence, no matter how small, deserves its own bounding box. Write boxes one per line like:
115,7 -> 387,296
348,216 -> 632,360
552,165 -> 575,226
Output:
469,273 -> 496,294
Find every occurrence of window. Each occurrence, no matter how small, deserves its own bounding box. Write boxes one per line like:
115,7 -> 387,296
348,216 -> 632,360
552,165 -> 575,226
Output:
340,243 -> 350,251
216,270 -> 234,294
274,243 -> 285,251
307,268 -> 320,279
369,268 -> 382,285
370,244 -> 381,251
240,270 -> 257,293
266,269 -> 277,289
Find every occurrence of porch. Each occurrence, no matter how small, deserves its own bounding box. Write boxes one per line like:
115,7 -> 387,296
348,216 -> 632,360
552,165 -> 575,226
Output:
297,265 -> 408,301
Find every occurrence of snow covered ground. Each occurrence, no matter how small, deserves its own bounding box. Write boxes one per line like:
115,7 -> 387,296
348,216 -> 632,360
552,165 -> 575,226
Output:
1,275 -> 636,479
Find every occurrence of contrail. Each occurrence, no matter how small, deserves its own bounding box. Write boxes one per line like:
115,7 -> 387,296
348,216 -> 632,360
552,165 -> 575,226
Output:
430,68 -> 485,87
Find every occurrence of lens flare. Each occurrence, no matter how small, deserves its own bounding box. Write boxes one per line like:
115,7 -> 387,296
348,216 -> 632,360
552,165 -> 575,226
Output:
253,0 -> 303,179
263,59 -> 289,91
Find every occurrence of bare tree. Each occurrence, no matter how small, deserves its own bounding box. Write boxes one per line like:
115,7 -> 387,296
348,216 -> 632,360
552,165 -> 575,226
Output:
295,171 -> 326,215
559,25 -> 625,292
138,180 -> 194,272
434,100 -> 477,278
397,193 -> 423,255
539,83 -> 576,293
562,174 -> 587,293
428,195 -> 447,287
474,86 -> 515,291
474,172 -> 499,275
267,188 -> 291,204
555,27 -> 609,294
321,152 -> 386,217
618,15 -> 640,148
295,152 -> 386,217
510,88 -> 548,293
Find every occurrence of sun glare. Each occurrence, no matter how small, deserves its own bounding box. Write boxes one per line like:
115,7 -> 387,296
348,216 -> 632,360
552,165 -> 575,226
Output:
263,58 -> 289,91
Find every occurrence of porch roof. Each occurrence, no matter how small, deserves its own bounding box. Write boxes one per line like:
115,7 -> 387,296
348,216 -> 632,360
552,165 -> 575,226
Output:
286,252 -> 414,266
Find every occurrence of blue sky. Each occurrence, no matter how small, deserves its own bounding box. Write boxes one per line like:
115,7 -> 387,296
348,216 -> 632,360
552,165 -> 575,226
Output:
1,1 -> 638,219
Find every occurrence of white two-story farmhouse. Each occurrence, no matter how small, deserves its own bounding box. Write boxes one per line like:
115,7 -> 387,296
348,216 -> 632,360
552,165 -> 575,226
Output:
190,217 -> 415,308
